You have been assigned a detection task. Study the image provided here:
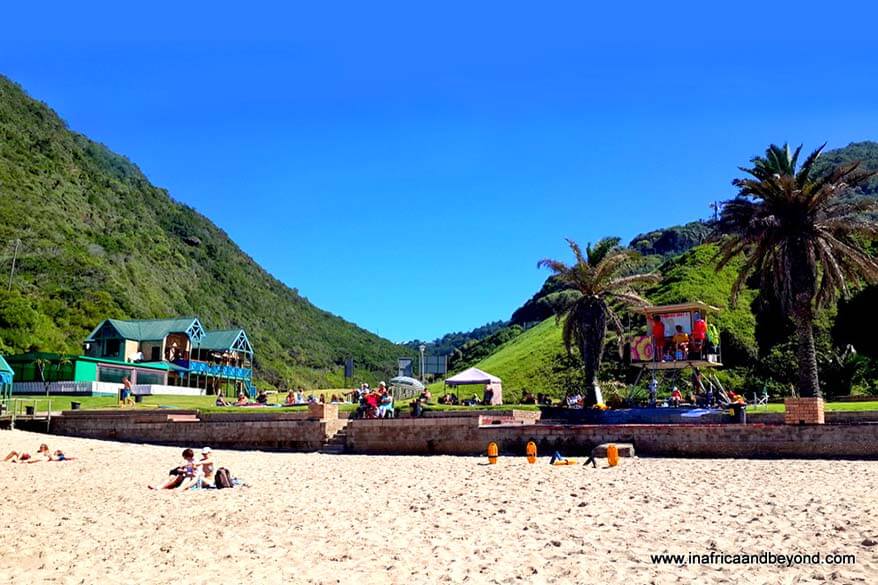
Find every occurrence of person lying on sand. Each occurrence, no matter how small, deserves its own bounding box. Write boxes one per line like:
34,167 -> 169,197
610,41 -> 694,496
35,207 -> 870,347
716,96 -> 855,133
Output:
4,443 -> 52,463
51,449 -> 75,461
149,448 -> 196,490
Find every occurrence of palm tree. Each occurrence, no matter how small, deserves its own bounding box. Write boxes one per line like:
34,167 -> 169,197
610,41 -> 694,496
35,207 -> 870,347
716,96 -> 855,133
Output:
716,143 -> 878,398
538,238 -> 659,405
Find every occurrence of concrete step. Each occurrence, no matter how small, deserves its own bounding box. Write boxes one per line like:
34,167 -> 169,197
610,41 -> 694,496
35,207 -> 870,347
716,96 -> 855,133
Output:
320,443 -> 346,454
591,442 -> 636,458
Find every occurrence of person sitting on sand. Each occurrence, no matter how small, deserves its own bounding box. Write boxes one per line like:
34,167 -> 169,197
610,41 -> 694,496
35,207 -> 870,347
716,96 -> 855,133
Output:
195,447 -> 215,488
5,443 -> 52,463
149,448 -> 197,490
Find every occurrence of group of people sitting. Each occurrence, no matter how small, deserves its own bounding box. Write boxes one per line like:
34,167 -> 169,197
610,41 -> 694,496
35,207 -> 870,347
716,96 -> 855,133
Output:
149,446 -> 234,491
351,382 -> 395,418
215,388 -> 354,407
215,391 -> 257,407
437,393 -> 484,406
651,313 -> 716,362
520,391 -> 554,406
4,443 -> 72,463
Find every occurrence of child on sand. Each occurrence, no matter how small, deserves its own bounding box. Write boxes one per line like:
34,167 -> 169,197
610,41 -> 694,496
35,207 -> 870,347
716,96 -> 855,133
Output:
149,448 -> 197,490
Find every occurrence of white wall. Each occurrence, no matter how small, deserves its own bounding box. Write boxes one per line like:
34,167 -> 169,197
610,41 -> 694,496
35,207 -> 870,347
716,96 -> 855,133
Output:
133,384 -> 204,397
13,381 -> 205,397
12,381 -> 121,396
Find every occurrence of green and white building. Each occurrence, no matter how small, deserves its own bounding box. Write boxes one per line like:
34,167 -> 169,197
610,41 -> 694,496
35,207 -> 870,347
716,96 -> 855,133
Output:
8,317 -> 255,397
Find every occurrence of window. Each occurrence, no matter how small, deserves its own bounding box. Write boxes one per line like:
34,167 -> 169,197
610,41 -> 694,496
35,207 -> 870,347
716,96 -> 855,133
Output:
136,370 -> 165,385
97,365 -> 130,384
105,339 -> 121,358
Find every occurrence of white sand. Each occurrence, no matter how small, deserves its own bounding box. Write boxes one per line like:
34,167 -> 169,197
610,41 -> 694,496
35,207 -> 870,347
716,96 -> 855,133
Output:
0,429 -> 876,585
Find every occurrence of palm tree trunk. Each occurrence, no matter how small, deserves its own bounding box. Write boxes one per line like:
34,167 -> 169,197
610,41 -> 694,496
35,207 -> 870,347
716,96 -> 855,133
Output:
792,296 -> 820,398
579,299 -> 607,406
790,242 -> 821,398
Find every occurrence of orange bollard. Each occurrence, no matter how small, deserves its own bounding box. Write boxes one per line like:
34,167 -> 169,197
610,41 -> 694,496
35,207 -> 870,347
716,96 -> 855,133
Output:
526,441 -> 537,464
607,443 -> 619,467
487,442 -> 499,464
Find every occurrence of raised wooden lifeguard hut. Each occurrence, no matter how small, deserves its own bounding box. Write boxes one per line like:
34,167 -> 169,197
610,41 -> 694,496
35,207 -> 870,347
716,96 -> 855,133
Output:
627,302 -> 733,407
634,302 -> 722,370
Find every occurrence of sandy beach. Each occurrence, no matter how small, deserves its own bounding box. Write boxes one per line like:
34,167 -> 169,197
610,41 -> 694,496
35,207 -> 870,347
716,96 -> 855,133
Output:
0,429 -> 875,584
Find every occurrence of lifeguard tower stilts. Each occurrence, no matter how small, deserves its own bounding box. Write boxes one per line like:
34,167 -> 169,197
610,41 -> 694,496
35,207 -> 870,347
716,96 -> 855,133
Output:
629,302 -> 730,406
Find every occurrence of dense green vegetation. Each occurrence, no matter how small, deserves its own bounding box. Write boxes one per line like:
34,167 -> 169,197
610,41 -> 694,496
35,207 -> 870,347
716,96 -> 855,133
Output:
403,320 -> 509,357
628,221 -> 713,257
716,143 -> 878,398
537,238 -> 659,404
0,76 -> 414,388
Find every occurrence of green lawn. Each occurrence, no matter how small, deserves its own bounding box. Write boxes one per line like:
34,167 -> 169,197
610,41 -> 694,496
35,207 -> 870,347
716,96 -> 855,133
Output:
7,394 -> 354,414
8,394 -> 878,415
747,401 -> 878,414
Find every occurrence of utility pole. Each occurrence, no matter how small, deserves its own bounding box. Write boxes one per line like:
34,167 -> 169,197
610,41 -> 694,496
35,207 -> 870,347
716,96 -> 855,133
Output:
7,238 -> 21,291
419,344 -> 426,382
709,201 -> 720,222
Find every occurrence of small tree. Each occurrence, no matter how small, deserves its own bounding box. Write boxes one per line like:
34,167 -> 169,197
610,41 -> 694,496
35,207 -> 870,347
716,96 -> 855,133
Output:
538,238 -> 659,405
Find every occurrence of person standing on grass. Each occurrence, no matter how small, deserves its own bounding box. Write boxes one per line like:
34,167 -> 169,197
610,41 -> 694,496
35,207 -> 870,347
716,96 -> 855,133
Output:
120,376 -> 134,407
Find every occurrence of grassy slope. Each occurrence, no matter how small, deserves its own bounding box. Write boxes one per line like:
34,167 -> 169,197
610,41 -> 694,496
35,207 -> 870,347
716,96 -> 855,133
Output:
434,243 -> 758,400
0,75 -> 414,387
428,318 -> 565,400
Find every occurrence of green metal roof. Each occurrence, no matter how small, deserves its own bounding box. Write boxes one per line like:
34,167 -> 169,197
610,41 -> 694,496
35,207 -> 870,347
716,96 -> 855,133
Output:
87,317 -> 205,342
198,329 -> 253,354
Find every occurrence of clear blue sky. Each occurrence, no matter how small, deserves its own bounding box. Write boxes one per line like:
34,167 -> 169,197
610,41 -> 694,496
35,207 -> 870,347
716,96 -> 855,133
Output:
3,2 -> 877,342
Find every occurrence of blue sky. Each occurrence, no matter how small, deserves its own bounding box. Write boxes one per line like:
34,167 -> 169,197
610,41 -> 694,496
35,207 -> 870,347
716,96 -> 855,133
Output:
3,2 -> 878,342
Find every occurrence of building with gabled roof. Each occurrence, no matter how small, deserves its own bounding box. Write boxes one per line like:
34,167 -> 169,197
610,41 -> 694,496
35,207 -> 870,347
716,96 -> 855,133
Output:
9,317 -> 254,398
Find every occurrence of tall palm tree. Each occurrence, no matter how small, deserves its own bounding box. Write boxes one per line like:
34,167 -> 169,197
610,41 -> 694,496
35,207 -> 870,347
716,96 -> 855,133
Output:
538,238 -> 659,405
716,143 -> 878,398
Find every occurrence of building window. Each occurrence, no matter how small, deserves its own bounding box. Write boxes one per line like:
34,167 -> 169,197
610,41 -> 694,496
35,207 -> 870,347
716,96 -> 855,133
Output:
96,365 -> 130,384
105,339 -> 121,358
136,370 -> 164,385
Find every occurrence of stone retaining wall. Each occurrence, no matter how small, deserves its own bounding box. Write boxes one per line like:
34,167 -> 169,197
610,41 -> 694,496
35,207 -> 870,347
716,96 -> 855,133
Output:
51,410 -> 334,451
45,410 -> 878,458
345,418 -> 878,458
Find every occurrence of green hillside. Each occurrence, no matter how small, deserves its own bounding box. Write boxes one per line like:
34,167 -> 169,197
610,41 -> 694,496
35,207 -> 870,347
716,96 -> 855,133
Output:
0,75 -> 412,387
429,318 -> 565,401
438,244 -> 761,400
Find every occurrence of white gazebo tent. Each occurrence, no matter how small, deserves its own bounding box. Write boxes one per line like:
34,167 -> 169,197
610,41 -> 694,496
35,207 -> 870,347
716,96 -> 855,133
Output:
444,367 -> 503,405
